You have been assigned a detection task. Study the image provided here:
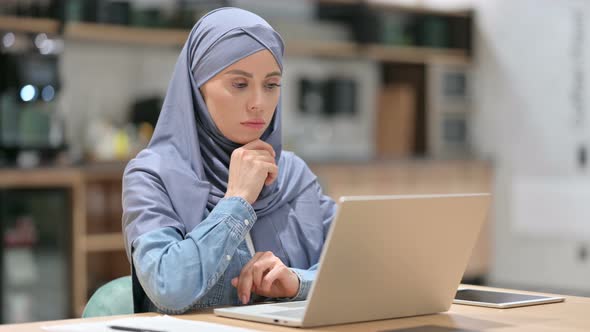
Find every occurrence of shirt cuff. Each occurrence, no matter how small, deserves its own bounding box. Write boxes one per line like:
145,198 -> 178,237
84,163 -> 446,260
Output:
210,196 -> 257,238
279,268 -> 314,302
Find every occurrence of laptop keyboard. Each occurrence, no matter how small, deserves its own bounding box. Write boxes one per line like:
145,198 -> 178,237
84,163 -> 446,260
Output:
264,308 -> 305,318
272,301 -> 307,308
261,301 -> 306,318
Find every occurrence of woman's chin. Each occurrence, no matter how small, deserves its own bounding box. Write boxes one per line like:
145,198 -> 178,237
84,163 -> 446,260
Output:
229,134 -> 262,145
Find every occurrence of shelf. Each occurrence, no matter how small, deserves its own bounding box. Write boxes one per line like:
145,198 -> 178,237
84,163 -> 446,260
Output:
366,0 -> 472,17
64,22 -> 189,47
287,41 -> 469,64
62,22 -> 361,58
363,44 -> 470,65
286,40 -> 359,58
0,18 -> 468,64
0,167 -> 82,188
318,0 -> 363,5
82,162 -> 126,182
0,15 -> 60,34
62,23 -> 469,64
317,0 -> 472,17
85,233 -> 125,252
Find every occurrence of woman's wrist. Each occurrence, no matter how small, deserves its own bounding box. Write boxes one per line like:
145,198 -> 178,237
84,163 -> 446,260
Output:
225,190 -> 253,204
288,270 -> 301,298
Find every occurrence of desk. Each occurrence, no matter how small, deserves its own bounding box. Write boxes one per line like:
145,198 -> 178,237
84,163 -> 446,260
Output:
2,285 -> 589,331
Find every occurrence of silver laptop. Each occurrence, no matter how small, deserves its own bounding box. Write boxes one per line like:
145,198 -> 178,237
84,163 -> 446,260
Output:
214,193 -> 491,327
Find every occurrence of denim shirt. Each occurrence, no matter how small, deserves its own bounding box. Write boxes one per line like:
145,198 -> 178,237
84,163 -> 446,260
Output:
131,180 -> 336,314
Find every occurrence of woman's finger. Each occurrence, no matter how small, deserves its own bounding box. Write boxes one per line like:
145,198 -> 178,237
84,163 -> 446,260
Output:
236,252 -> 264,304
251,253 -> 280,289
242,139 -> 275,157
260,264 -> 290,294
251,259 -> 275,293
262,162 -> 279,185
242,149 -> 275,160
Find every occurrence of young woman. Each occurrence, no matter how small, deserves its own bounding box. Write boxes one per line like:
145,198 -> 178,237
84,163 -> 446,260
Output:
122,7 -> 336,314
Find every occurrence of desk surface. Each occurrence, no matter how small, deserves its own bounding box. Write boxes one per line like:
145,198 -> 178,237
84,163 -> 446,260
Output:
2,285 -> 588,331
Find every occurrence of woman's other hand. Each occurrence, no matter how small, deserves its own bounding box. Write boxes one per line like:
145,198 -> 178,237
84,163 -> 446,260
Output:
232,251 -> 299,304
225,139 -> 278,204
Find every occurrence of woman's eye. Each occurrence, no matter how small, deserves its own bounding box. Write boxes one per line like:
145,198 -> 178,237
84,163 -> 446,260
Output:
233,82 -> 247,89
265,83 -> 282,90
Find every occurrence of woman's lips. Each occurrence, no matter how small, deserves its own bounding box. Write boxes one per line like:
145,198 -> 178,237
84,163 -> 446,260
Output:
241,121 -> 266,130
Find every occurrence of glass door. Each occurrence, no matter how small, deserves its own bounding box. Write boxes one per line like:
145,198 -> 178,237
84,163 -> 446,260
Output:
1,188 -> 71,323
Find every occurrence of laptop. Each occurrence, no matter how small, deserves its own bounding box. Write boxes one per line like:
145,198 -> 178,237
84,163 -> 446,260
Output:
214,193 -> 491,327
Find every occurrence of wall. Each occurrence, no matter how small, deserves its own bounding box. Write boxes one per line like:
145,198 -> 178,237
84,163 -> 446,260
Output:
375,0 -> 590,295
57,41 -> 178,158
282,57 -> 379,161
473,0 -> 590,294
57,41 -> 378,162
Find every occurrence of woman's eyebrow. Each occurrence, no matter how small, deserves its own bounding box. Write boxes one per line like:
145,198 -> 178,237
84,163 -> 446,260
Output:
225,69 -> 253,78
224,69 -> 282,78
265,71 -> 282,78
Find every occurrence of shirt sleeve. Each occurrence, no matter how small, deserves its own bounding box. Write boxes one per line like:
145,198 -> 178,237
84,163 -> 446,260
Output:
132,196 -> 256,313
284,180 -> 337,301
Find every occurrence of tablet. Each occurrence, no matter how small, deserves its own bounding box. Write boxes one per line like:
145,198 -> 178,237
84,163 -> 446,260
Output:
453,289 -> 565,308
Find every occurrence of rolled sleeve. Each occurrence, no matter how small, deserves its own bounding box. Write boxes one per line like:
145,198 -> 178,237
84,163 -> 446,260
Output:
133,196 -> 258,313
283,267 -> 315,302
208,196 -> 257,239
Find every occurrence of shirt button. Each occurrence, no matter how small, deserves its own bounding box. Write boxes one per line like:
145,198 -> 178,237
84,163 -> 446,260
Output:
226,255 -> 231,261
244,219 -> 249,226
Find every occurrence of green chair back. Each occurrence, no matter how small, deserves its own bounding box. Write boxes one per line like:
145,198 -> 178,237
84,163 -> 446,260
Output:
82,275 -> 133,318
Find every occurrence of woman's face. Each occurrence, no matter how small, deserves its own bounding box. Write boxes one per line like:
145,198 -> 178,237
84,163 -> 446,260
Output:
200,50 -> 282,145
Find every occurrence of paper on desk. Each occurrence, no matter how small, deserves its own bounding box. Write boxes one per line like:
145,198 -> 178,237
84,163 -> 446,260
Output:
42,315 -> 260,332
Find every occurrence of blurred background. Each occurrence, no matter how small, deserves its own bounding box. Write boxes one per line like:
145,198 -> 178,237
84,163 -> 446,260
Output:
0,0 -> 589,324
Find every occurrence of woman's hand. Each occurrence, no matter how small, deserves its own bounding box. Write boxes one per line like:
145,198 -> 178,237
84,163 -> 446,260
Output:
225,139 -> 278,204
232,251 -> 300,304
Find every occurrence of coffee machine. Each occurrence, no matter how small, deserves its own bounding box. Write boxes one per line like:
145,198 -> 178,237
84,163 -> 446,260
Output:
0,31 -> 66,167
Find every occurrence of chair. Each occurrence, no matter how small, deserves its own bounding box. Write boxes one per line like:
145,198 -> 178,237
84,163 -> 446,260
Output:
82,275 -> 134,318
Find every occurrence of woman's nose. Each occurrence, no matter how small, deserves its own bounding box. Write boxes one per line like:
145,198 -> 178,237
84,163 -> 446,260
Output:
247,88 -> 264,112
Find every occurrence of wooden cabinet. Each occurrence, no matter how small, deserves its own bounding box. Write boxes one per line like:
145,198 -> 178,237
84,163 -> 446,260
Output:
0,163 -> 128,317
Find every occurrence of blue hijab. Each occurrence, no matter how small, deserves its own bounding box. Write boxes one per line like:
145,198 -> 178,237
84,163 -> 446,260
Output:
122,8 -> 317,266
